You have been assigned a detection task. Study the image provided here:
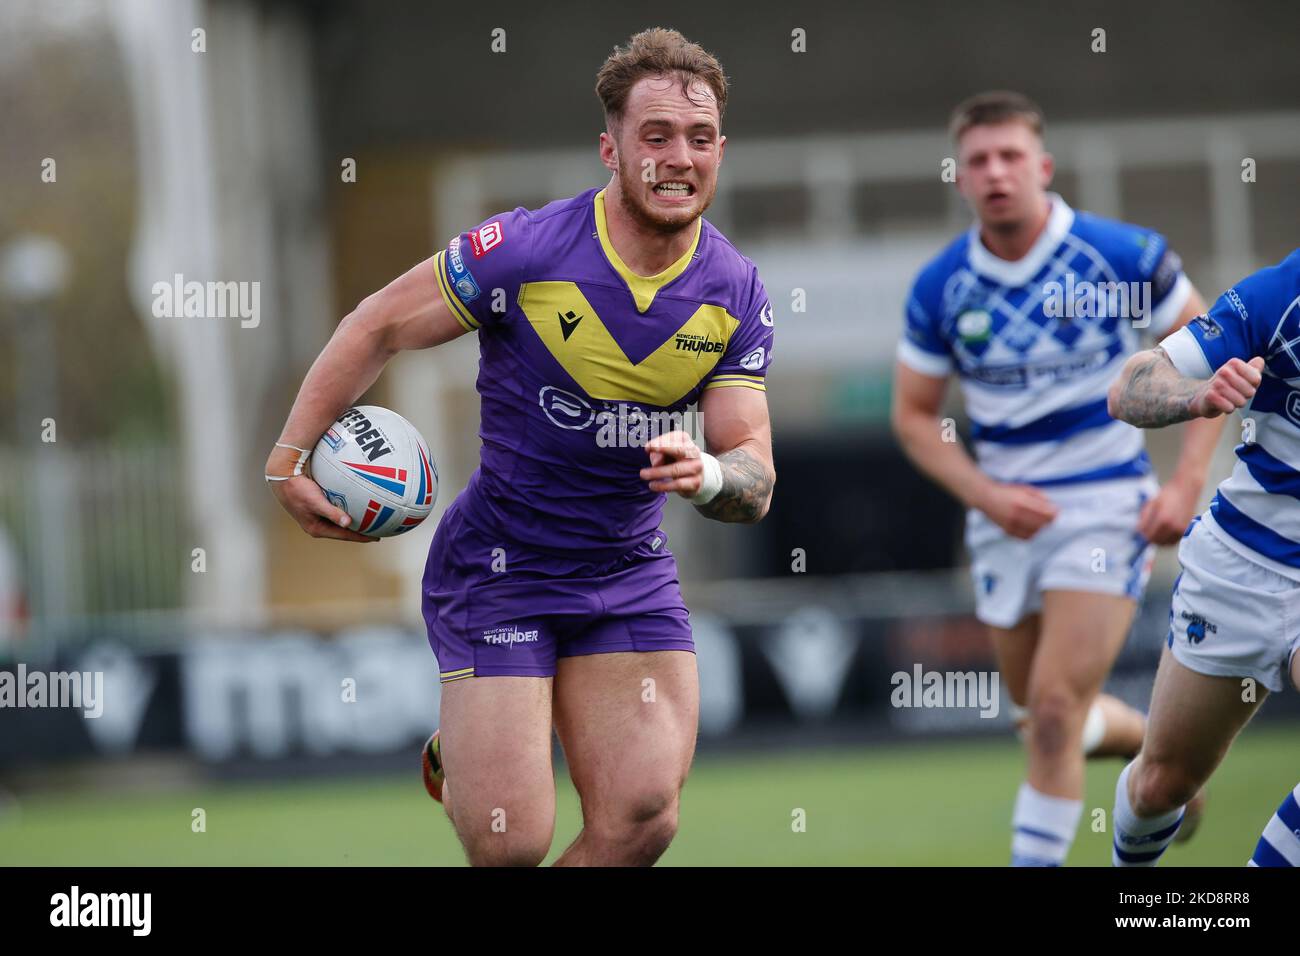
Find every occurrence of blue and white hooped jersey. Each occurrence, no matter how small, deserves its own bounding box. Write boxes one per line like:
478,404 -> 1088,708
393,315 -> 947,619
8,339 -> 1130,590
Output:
897,195 -> 1190,485
1162,248 -> 1300,580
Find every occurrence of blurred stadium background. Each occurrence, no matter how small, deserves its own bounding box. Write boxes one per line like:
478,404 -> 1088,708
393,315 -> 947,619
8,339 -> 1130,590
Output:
2,0 -> 1298,865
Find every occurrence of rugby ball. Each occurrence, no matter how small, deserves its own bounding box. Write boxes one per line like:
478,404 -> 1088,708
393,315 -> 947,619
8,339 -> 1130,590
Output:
310,405 -> 438,537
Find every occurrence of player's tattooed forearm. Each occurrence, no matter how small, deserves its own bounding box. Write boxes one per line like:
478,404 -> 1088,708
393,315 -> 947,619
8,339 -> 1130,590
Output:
1115,348 -> 1199,428
695,447 -> 773,523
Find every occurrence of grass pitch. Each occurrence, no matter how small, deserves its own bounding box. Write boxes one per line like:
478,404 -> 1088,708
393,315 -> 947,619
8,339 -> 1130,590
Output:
2,724 -> 1293,866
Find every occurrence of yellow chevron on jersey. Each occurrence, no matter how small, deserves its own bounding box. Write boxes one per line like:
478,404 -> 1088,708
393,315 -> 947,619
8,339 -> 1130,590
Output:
518,279 -> 740,405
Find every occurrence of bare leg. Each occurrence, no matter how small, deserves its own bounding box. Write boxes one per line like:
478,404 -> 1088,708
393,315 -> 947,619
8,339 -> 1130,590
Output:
552,650 -> 698,867
988,612 -> 1040,718
1128,647 -> 1267,817
1025,590 -> 1138,798
438,676 -> 556,866
990,612 -> 1143,759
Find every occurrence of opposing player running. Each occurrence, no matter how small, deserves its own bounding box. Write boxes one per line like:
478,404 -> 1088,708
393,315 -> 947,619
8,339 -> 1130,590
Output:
1249,781 -> 1300,867
266,28 -> 775,866
1108,250 -> 1300,866
891,92 -> 1222,866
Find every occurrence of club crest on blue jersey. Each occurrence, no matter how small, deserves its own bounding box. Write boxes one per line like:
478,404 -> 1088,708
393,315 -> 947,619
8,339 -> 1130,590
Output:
957,309 -> 992,343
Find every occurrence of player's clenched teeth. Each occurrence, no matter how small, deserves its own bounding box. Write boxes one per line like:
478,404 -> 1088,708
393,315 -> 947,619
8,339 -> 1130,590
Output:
654,181 -> 694,195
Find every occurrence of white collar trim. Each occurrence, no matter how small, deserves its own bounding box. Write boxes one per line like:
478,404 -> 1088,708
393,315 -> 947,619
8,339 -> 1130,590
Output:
966,193 -> 1075,286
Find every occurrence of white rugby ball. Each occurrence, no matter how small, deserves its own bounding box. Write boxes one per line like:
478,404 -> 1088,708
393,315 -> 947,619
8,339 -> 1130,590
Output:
310,405 -> 438,537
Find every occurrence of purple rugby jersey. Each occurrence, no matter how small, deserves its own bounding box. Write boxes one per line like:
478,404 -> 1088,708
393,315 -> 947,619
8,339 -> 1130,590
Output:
429,186 -> 775,559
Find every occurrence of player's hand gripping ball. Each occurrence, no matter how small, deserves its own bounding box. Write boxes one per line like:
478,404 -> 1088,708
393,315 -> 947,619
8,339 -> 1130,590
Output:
308,406 -> 439,538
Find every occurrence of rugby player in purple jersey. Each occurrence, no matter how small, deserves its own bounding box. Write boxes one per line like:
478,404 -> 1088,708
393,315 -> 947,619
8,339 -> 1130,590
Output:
266,28 -> 775,866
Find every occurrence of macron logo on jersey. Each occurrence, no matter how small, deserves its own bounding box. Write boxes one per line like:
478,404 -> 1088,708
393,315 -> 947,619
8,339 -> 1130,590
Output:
470,221 -> 504,258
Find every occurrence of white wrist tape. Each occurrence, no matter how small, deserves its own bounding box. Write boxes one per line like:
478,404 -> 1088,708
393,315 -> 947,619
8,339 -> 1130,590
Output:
265,441 -> 312,483
690,452 -> 724,505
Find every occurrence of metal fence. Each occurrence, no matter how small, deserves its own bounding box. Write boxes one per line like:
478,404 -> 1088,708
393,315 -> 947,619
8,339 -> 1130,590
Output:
0,442 -> 188,649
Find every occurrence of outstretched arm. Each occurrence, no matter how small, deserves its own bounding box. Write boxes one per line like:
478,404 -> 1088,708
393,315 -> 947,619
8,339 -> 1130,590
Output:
639,386 -> 775,524
264,256 -> 469,541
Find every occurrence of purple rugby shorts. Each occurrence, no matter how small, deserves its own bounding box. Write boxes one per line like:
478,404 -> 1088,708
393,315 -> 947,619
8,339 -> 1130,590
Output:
421,498 -> 694,683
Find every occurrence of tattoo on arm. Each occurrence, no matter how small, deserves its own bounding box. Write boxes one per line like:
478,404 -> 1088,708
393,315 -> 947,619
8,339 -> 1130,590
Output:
694,447 -> 774,523
1116,348 -> 1200,428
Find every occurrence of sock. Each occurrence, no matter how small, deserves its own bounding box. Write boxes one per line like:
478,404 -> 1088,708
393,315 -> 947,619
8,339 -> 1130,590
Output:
1011,782 -> 1082,866
1009,703 -> 1028,742
1081,700 -> 1106,755
1112,760 -> 1183,866
1012,701 -> 1107,752
1248,781 -> 1300,867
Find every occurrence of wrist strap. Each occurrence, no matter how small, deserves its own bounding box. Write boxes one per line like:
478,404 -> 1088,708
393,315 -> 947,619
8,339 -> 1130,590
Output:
689,452 -> 724,505
265,441 -> 312,483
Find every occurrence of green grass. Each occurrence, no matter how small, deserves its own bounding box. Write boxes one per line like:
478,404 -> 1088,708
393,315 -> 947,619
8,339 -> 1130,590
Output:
2,724 -> 1294,866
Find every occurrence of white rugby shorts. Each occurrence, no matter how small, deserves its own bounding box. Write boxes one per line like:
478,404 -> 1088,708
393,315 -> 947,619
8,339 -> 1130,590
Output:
966,476 -> 1158,629
1167,515 -> 1300,694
